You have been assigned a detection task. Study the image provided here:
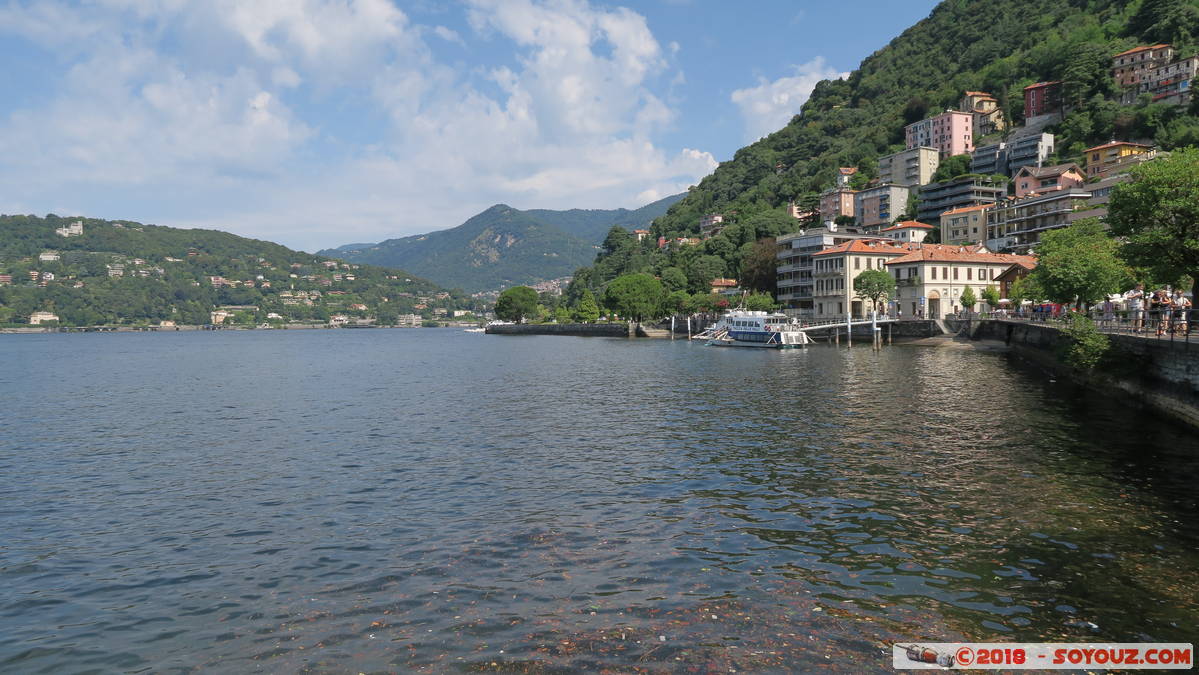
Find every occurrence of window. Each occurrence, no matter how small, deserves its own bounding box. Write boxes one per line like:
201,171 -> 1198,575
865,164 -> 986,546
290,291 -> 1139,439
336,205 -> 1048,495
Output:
932,267 -> 937,280
967,268 -> 972,280
855,257 -> 860,270
953,267 -> 959,280
943,266 -> 948,279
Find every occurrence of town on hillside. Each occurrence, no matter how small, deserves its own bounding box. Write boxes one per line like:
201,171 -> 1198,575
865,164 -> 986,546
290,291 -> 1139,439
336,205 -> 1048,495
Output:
679,43 -> 1193,321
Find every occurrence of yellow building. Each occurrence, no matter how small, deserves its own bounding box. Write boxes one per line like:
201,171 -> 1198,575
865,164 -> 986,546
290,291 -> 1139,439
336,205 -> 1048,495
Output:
1083,141 -> 1155,178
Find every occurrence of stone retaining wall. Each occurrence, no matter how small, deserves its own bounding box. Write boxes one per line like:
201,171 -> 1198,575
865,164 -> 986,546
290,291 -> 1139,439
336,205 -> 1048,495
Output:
974,319 -> 1199,428
484,323 -> 632,337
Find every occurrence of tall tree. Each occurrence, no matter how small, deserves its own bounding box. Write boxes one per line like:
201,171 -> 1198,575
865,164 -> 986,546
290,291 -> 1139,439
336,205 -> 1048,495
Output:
603,273 -> 664,322
853,269 -> 897,313
572,290 -> 601,323
1107,148 -> 1199,297
739,238 -> 779,294
494,286 -> 540,323
1028,219 -> 1128,307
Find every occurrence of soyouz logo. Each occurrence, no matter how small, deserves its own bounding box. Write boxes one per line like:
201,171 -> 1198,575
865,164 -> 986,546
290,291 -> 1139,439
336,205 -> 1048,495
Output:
892,643 -> 1193,669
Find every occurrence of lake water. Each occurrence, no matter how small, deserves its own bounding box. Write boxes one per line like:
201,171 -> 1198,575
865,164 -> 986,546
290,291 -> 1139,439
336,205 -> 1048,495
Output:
1,329 -> 1197,673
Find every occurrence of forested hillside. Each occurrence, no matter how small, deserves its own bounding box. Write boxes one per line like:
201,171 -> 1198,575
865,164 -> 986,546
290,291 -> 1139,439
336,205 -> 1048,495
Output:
561,0 -> 1199,305
320,195 -> 683,292
0,214 -> 473,327
653,0 -> 1199,240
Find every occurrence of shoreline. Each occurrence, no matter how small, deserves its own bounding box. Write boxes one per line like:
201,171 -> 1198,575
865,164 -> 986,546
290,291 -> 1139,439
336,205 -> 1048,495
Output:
0,323 -> 478,334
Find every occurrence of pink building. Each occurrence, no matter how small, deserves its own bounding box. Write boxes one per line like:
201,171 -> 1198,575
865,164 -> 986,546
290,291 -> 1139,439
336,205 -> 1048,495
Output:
1012,163 -> 1085,198
819,187 -> 856,223
905,110 -> 974,158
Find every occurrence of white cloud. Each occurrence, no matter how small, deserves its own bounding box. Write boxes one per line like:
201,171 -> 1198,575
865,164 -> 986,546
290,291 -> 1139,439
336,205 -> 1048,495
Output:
0,0 -> 716,251
730,57 -> 848,141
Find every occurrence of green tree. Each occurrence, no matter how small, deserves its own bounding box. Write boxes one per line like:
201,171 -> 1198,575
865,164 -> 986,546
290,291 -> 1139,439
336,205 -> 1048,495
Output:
664,289 -> 690,315
738,238 -> 778,294
1009,274 -> 1044,306
1107,148 -> 1199,298
554,306 -> 571,323
495,286 -> 539,323
603,273 -> 664,322
659,266 -> 688,292
853,269 -> 897,314
1029,219 -> 1127,308
572,289 -> 601,323
959,286 -> 977,312
981,285 -> 1001,309
931,154 -> 973,182
1061,313 -> 1110,371
744,293 -> 778,311
687,255 -> 727,293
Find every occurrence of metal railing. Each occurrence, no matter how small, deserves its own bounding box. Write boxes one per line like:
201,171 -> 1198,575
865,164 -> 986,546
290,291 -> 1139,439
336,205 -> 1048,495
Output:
972,308 -> 1194,346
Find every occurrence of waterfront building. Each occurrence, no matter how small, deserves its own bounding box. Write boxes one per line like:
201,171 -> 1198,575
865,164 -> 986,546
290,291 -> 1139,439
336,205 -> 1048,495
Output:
811,239 -> 915,319
38,251 -> 60,262
775,226 -> 875,317
819,186 -> 857,223
1082,141 -> 1155,178
916,175 -> 1006,226
905,110 -> 974,158
960,91 -> 1006,138
854,183 -> 910,231
29,311 -> 60,325
1023,81 -> 1062,119
1012,162 -> 1084,198
877,146 -> 940,186
995,259 -> 1037,300
940,204 -> 991,246
880,220 -> 934,243
633,229 -> 649,241
885,244 -> 1036,319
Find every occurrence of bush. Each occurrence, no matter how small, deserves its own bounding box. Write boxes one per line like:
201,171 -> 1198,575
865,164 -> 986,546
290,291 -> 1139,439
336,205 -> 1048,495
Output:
1061,313 -> 1109,371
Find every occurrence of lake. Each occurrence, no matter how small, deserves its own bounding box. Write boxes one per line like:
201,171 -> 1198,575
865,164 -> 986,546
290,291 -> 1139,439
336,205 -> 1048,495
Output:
2,328 -> 1197,673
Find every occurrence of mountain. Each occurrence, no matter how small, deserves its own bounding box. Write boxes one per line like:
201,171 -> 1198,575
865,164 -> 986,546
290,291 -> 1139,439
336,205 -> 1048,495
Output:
651,0 -> 1199,239
0,214 -> 468,327
319,194 -> 684,292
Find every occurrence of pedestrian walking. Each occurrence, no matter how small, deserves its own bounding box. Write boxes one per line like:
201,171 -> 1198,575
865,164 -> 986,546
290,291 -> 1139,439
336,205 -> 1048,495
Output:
1151,288 -> 1172,336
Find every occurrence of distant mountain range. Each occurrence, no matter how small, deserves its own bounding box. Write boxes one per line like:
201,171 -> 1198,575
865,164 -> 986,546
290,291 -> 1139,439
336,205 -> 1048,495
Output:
318,194 -> 684,292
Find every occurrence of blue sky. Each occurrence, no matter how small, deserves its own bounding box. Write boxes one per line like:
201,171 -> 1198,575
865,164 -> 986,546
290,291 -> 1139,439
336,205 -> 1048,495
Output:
0,0 -> 939,251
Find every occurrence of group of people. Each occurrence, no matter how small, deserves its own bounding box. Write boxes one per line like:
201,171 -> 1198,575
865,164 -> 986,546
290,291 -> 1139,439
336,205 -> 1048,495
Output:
1123,283 -> 1192,336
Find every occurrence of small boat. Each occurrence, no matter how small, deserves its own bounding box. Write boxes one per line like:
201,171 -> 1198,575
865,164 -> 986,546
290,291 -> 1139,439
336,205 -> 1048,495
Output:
695,310 -> 810,349
463,327 -> 485,333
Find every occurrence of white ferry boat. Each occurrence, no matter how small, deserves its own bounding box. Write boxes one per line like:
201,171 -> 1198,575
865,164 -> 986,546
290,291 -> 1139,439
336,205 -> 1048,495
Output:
697,310 -> 811,349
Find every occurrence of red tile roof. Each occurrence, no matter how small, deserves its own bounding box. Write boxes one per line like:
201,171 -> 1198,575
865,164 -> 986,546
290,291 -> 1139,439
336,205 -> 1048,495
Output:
710,277 -> 738,287
1084,140 -> 1153,153
884,244 -> 1038,267
880,220 -> 934,231
838,167 -> 858,175
812,239 -> 914,257
940,204 -> 992,216
1114,44 -> 1172,58
1023,80 -> 1062,90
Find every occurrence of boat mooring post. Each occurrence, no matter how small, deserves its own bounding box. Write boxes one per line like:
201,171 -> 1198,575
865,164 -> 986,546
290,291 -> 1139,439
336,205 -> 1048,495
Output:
671,315 -> 676,339
687,316 -> 691,340
846,312 -> 853,347
871,311 -> 878,351
888,322 -> 892,345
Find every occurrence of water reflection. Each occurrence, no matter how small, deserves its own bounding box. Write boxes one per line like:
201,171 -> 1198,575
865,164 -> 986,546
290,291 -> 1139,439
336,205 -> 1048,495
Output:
0,331 -> 1196,672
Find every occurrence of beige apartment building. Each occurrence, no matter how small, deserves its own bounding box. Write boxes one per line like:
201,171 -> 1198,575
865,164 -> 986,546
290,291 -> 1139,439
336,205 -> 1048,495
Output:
877,146 -> 940,186
940,204 -> 991,246
885,244 -> 1036,319
811,239 -> 914,319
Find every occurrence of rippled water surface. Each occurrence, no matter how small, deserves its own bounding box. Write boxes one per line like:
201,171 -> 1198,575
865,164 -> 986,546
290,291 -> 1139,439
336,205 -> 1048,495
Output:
2,329 -> 1198,673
